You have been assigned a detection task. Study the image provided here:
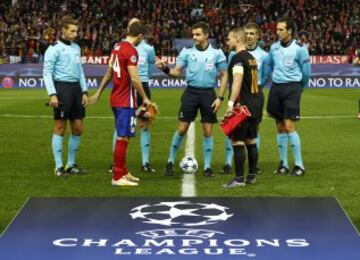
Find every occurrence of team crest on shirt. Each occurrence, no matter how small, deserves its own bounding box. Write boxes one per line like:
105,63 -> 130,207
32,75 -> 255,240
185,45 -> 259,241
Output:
130,55 -> 137,63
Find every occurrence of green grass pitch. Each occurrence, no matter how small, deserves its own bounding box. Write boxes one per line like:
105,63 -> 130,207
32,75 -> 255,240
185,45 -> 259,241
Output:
0,88 -> 359,233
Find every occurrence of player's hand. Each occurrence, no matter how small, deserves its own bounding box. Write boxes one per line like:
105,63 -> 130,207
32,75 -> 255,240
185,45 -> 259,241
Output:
82,94 -> 89,107
89,92 -> 101,105
49,95 -> 59,108
155,60 -> 167,69
141,102 -> 158,126
142,97 -> 151,107
223,106 -> 234,119
211,98 -> 222,113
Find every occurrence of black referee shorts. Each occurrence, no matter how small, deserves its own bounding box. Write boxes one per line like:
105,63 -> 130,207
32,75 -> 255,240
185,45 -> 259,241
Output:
53,81 -> 85,120
136,82 -> 151,108
267,82 -> 301,121
178,86 -> 217,123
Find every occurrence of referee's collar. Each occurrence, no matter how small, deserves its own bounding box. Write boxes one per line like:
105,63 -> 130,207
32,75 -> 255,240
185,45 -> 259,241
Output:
247,45 -> 257,52
195,43 -> 210,51
280,38 -> 293,48
60,38 -> 71,46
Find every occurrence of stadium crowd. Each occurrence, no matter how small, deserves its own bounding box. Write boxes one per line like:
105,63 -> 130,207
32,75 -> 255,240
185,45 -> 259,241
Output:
0,0 -> 359,63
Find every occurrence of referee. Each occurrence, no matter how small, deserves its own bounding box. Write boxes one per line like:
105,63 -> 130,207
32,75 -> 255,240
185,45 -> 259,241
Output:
156,22 -> 228,177
267,17 -> 311,176
43,16 -> 88,176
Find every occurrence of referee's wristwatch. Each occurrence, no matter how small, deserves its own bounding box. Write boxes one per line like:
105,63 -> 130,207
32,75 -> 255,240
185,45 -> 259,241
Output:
217,96 -> 224,101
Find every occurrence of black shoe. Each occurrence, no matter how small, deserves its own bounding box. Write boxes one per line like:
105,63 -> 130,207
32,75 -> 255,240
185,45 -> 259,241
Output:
256,166 -> 261,175
273,161 -> 289,175
290,165 -> 305,176
245,174 -> 257,184
142,163 -> 156,173
203,168 -> 214,177
65,164 -> 87,175
54,167 -> 68,177
223,178 -> 245,188
165,162 -> 174,176
220,164 -> 232,175
108,164 -> 113,173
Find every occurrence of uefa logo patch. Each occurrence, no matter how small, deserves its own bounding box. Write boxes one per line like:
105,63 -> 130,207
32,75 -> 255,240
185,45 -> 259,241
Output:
130,55 -> 137,63
1,77 -> 14,89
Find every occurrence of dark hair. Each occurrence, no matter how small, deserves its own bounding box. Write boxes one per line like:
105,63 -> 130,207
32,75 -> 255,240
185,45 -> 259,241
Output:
128,22 -> 147,37
192,22 -> 209,35
244,22 -> 260,34
278,17 -> 295,35
60,16 -> 78,29
145,35 -> 155,46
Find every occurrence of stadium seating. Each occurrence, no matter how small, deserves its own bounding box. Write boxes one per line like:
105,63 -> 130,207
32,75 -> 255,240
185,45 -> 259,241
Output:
0,0 -> 359,63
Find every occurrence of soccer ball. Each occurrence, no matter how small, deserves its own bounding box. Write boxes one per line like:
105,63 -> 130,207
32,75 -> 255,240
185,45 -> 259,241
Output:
179,156 -> 198,174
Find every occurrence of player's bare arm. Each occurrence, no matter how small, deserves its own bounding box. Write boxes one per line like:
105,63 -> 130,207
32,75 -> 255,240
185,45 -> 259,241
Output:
89,66 -> 113,104
212,69 -> 228,113
225,72 -> 243,116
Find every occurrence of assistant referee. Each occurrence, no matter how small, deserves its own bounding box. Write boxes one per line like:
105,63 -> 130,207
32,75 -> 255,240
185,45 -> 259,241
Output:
43,16 -> 88,177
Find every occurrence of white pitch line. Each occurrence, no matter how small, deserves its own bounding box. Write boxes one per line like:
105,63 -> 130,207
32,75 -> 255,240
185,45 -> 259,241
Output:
181,122 -> 196,198
0,114 -> 177,119
0,114 -> 357,120
0,97 -> 43,100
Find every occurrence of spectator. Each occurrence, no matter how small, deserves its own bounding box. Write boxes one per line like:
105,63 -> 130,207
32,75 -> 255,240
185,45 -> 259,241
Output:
0,0 -> 359,63
353,49 -> 360,66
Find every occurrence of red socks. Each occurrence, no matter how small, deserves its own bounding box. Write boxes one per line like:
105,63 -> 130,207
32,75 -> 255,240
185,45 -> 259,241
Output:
113,139 -> 128,180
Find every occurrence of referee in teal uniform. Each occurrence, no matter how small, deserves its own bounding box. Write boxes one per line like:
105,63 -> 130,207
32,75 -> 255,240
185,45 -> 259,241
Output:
43,16 -> 88,176
157,22 -> 228,177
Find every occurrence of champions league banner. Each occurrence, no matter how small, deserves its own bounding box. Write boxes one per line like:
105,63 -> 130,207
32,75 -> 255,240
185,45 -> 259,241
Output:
0,197 -> 359,260
0,64 -> 360,89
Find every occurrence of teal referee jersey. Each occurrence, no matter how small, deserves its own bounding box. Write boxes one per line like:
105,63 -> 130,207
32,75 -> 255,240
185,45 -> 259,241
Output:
136,40 -> 156,83
269,39 -> 311,88
176,44 -> 227,88
43,39 -> 87,96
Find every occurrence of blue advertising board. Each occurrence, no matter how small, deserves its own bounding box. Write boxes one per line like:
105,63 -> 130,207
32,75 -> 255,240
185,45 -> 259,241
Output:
0,64 -> 359,89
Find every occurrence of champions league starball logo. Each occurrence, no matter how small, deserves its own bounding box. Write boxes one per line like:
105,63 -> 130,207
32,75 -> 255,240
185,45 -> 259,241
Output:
130,201 -> 233,227
130,201 -> 233,239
